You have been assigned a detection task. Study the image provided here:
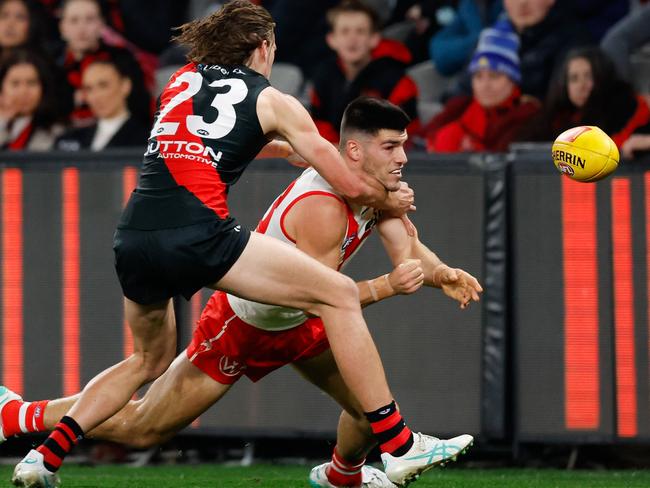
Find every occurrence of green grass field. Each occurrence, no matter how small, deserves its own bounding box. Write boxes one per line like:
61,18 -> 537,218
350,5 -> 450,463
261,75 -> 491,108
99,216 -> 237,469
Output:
1,465 -> 648,487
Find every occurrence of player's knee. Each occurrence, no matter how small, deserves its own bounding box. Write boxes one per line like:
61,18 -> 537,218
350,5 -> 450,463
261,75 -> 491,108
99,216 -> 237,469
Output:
131,349 -> 175,383
330,274 -> 359,308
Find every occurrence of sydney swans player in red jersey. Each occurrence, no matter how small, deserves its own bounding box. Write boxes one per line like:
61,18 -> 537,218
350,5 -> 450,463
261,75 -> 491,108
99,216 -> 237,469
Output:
3,98 -> 481,487
9,3 -> 419,487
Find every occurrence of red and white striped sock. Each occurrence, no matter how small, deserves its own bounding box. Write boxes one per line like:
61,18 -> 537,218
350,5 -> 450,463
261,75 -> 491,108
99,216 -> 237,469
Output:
1,400 -> 49,438
325,447 -> 365,487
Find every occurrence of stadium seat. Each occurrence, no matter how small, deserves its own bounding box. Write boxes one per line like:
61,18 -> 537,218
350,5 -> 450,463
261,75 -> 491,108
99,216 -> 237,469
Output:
155,65 -> 183,97
630,45 -> 650,93
383,20 -> 416,43
269,62 -> 304,98
407,61 -> 449,123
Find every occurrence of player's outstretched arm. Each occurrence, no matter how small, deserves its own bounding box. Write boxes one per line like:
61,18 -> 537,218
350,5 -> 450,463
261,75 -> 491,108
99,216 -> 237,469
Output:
377,217 -> 483,309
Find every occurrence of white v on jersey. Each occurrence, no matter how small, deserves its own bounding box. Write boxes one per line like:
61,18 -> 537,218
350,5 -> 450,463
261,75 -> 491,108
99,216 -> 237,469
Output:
227,168 -> 380,331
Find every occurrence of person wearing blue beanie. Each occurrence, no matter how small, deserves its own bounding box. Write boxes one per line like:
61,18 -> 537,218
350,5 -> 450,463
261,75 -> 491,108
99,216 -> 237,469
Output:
421,24 -> 539,152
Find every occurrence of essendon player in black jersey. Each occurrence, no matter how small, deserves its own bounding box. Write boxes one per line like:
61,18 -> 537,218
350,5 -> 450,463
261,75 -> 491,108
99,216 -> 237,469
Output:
10,3 -> 432,487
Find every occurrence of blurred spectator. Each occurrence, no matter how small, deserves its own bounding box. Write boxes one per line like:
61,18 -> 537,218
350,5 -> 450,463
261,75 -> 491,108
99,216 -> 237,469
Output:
56,58 -> 148,151
0,0 -> 50,56
422,25 -> 539,152
429,0 -> 502,77
381,0 -> 460,64
310,0 -> 419,143
519,47 -> 650,148
57,0 -> 151,127
601,3 -> 650,82
0,49 -> 65,150
567,0 -> 629,44
502,0 -> 588,101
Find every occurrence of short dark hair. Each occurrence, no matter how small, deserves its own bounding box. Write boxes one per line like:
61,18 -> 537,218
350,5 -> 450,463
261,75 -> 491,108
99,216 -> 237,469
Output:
175,0 -> 275,66
327,0 -> 381,33
340,97 -> 410,141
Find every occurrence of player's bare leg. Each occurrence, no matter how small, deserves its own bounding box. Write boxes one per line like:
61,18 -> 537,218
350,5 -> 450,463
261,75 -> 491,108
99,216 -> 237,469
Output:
9,354 -> 229,449
85,354 -> 230,447
217,232 -> 392,412
12,299 -> 178,487
293,350 -> 394,487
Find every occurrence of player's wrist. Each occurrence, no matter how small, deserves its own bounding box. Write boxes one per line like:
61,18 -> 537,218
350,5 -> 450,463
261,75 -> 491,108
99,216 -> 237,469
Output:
367,274 -> 394,302
431,264 -> 451,287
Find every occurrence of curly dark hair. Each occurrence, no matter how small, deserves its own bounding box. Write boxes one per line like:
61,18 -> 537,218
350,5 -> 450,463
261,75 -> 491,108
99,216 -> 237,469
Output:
0,48 -> 65,128
175,0 -> 275,66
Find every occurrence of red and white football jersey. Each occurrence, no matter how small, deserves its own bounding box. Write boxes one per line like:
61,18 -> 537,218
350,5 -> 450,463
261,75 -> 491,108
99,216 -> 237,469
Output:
227,167 -> 380,331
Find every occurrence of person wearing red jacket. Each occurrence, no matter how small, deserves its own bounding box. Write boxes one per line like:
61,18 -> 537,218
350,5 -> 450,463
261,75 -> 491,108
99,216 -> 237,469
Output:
424,23 -> 539,153
310,0 -> 419,143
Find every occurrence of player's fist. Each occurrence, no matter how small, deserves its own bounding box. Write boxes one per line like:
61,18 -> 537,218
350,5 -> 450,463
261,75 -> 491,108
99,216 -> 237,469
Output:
388,259 -> 424,295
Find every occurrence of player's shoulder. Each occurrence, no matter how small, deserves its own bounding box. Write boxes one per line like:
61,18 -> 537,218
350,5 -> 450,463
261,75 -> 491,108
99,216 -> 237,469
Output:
257,87 -> 307,134
258,86 -> 303,111
286,173 -> 348,228
286,190 -> 348,246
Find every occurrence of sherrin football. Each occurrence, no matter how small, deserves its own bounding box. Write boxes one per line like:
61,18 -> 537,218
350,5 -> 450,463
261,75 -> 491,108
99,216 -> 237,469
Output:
551,126 -> 619,182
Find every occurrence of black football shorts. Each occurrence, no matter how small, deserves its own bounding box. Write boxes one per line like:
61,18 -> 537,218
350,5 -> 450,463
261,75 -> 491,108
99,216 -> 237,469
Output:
113,217 -> 250,305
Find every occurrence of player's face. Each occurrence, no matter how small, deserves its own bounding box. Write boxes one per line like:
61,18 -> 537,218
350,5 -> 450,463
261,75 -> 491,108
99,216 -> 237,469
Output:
472,69 -> 515,108
504,0 -> 555,31
82,63 -> 130,119
361,129 -> 408,192
566,57 -> 593,109
327,13 -> 379,66
1,62 -> 42,116
60,0 -> 103,55
0,0 -> 30,48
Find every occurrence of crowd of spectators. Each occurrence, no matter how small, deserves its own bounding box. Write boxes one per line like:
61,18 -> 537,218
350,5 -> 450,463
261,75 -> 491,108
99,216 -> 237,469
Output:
0,0 -> 649,158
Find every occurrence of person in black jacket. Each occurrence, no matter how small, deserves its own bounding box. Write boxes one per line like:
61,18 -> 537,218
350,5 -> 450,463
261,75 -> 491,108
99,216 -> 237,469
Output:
503,0 -> 588,101
310,0 -> 419,143
56,57 -> 148,150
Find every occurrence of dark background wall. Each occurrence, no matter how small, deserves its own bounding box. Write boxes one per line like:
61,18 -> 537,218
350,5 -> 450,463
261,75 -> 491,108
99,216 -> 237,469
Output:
0,150 -> 648,445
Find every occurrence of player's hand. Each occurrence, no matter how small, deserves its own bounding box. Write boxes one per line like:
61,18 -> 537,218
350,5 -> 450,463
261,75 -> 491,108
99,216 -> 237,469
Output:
436,266 -> 483,309
388,259 -> 425,295
383,182 -> 416,236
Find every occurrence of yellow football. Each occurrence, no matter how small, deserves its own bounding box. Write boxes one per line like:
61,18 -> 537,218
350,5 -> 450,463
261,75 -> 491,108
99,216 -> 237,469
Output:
551,126 -> 619,182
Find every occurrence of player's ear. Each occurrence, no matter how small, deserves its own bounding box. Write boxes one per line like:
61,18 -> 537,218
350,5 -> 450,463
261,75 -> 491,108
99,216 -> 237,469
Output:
345,139 -> 362,164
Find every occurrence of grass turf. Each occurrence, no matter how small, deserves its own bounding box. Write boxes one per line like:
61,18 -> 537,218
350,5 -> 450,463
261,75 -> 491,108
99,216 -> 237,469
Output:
1,465 -> 649,487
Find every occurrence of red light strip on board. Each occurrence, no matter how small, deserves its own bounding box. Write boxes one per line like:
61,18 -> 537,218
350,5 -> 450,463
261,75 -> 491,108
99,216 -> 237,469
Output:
611,178 -> 637,438
562,178 -> 600,430
121,167 -> 138,358
2,169 -> 23,393
62,168 -> 80,396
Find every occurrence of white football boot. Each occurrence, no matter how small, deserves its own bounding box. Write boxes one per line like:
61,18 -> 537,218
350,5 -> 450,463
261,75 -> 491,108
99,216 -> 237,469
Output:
309,462 -> 396,487
11,449 -> 60,488
0,385 -> 22,443
381,433 -> 473,486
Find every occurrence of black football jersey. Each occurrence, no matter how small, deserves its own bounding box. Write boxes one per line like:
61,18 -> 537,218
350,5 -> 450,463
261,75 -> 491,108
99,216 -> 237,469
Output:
119,63 -> 271,230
